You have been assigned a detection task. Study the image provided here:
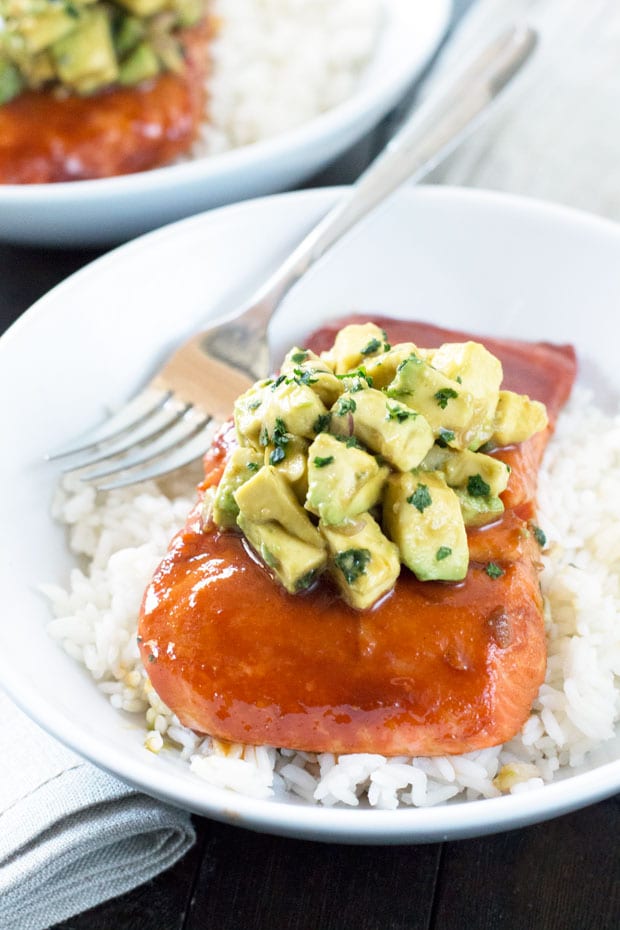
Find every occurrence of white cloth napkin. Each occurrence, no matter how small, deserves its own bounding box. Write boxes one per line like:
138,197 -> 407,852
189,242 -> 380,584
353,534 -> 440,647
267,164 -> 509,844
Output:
0,692 -> 195,930
424,0 -> 620,221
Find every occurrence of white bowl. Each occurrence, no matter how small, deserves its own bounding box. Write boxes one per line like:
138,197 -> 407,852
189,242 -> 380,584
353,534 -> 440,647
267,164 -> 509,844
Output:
0,0 -> 450,248
1,185 -> 619,843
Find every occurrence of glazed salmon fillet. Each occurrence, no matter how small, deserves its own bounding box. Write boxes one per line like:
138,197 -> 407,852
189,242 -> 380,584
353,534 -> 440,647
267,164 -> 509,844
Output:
0,20 -> 212,184
138,318 -> 576,756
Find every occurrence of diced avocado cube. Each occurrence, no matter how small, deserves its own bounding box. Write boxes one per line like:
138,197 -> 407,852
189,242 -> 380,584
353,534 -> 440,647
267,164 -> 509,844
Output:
52,9 -> 118,94
114,0 -> 169,17
233,381 -> 270,450
174,0 -> 205,27
419,447 -> 509,527
266,434 -> 309,503
330,388 -> 434,472
264,380 -> 327,441
455,490 -> 505,527
306,433 -> 389,525
321,512 -> 400,610
237,514 -> 327,595
387,355 -> 481,450
118,40 -> 159,85
428,341 -> 503,448
234,465 -> 324,549
212,447 -> 263,529
361,342 -> 418,389
491,391 -> 548,446
321,323 -> 388,374
279,347 -> 343,408
113,15 -> 145,57
18,7 -> 82,55
436,448 -> 510,499
383,471 -> 468,582
0,58 -> 23,105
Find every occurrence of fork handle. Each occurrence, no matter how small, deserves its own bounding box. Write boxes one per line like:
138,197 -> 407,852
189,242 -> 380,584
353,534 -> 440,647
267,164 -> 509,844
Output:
236,24 -> 537,346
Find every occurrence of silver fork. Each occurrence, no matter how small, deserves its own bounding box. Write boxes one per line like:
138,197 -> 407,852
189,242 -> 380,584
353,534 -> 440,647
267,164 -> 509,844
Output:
48,25 -> 536,490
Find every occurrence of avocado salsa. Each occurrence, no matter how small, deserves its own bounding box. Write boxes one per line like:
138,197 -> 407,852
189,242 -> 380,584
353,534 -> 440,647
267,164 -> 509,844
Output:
0,0 -> 209,103
203,322 -> 548,611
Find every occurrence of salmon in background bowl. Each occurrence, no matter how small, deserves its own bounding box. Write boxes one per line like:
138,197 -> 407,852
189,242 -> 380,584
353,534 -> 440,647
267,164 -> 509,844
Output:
0,0 -> 451,246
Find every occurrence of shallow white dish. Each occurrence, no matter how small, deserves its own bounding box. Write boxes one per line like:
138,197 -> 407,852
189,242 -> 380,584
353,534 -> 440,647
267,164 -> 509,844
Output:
0,0 -> 450,248
1,185 -> 619,843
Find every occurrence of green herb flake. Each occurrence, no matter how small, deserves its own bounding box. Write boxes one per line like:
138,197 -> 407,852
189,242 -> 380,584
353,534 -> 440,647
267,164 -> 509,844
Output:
247,398 -> 262,411
313,413 -> 332,434
246,462 -> 260,472
337,396 -> 357,416
383,342 -> 391,352
313,455 -> 334,468
436,429 -> 455,448
291,350 -> 309,364
386,402 -> 416,423
259,426 -> 270,447
290,367 -> 318,387
532,525 -> 547,548
407,483 -> 433,513
467,474 -> 491,498
434,387 -> 459,409
455,375 -> 463,384
360,337 -> 382,356
269,446 -> 286,465
271,374 -> 286,390
436,546 -> 452,562
334,548 -> 371,584
485,562 -> 505,579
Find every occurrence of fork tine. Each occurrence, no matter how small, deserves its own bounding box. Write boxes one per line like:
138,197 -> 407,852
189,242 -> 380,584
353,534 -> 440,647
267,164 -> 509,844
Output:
90,422 -> 217,490
78,408 -> 211,481
46,387 -> 171,460
60,397 -> 189,471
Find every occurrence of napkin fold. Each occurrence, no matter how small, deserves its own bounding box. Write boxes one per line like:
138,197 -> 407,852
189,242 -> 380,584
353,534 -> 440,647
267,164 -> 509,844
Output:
422,0 -> 620,221
0,693 -> 195,930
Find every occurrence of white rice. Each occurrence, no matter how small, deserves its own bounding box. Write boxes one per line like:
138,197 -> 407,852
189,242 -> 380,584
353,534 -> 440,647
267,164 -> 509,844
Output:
45,388 -> 620,808
193,0 -> 383,157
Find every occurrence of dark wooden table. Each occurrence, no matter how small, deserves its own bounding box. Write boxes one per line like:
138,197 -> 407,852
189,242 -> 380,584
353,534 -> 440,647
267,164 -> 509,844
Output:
2,2 -> 618,927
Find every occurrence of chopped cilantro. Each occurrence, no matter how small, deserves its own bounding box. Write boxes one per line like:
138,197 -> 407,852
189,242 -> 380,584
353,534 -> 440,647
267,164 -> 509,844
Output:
337,396 -> 357,416
334,435 -> 364,450
383,342 -> 391,352
271,374 -> 286,390
334,548 -> 371,584
360,337 -> 382,356
289,367 -> 318,387
485,562 -> 504,579
313,412 -> 332,434
247,462 -> 260,472
467,474 -> 491,498
291,350 -> 309,364
386,402 -> 416,423
436,546 -> 452,561
434,387 -> 459,409
532,525 -> 547,548
436,429 -> 455,448
265,418 -> 290,461
313,455 -> 334,468
407,483 -> 432,513
455,375 -> 463,384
